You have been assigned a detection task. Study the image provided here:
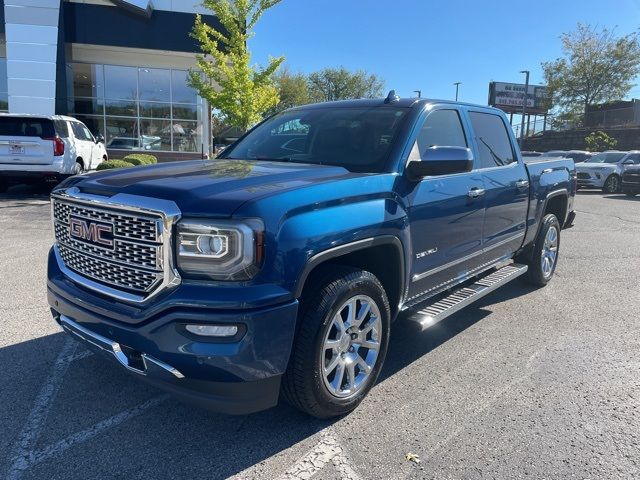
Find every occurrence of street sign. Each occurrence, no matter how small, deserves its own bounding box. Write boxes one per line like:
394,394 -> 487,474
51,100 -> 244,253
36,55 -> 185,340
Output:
488,82 -> 549,114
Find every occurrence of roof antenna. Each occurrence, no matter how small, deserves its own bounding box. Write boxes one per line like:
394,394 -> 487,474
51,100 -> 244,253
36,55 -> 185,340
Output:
384,90 -> 400,104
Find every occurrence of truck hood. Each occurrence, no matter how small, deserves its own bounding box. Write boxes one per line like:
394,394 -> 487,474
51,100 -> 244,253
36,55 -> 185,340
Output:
72,160 -> 357,217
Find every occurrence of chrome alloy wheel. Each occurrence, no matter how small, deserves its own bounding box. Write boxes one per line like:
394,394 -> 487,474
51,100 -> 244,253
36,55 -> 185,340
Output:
541,225 -> 558,278
321,295 -> 382,398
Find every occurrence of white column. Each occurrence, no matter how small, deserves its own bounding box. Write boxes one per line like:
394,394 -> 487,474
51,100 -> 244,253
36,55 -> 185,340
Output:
4,0 -> 61,115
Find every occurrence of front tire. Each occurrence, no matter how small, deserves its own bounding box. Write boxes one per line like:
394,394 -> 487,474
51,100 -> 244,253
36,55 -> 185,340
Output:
282,267 -> 390,418
523,213 -> 560,287
603,174 -> 620,194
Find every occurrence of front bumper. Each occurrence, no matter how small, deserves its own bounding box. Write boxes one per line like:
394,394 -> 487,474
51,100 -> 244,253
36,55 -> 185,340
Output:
48,248 -> 299,415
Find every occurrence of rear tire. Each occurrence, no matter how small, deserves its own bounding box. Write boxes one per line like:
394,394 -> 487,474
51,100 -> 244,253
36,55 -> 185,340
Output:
603,175 -> 620,194
73,160 -> 84,175
522,214 -> 561,287
282,266 -> 390,419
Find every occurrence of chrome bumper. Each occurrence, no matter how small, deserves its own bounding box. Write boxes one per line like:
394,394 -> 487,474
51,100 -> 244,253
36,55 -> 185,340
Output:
59,314 -> 184,380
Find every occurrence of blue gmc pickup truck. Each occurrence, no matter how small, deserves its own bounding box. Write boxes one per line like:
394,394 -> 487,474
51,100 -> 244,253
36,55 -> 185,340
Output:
47,93 -> 576,418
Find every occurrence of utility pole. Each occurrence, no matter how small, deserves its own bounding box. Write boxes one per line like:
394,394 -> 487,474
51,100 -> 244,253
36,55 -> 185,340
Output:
413,90 -> 421,98
519,70 -> 530,148
454,82 -> 462,101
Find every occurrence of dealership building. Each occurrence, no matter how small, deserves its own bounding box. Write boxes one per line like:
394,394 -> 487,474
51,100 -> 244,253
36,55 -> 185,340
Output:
0,0 -> 220,157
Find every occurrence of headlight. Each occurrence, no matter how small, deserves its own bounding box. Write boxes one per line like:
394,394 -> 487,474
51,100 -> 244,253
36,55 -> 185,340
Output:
177,219 -> 264,281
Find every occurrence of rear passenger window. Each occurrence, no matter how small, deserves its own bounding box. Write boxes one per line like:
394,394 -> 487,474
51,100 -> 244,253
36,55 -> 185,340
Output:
409,109 -> 467,160
468,112 -> 515,168
54,120 -> 69,138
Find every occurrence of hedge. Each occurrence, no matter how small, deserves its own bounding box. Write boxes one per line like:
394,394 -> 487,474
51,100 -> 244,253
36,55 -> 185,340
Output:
123,153 -> 158,166
96,159 -> 135,171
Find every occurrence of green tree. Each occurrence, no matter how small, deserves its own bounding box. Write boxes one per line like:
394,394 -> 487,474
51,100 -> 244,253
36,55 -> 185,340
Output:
188,0 -> 285,131
307,67 -> 385,103
584,131 -> 618,151
543,24 -> 640,125
266,67 -> 310,116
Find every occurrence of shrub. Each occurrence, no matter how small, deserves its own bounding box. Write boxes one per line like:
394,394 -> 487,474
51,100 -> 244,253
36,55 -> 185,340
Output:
96,159 -> 135,171
123,153 -> 158,166
585,131 -> 618,151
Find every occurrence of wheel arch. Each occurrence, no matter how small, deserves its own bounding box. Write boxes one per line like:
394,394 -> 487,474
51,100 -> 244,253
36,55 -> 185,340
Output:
542,189 -> 568,226
294,236 -> 406,320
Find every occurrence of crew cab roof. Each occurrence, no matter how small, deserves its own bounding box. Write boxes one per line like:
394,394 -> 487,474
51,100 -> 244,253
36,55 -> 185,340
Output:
287,97 -> 503,113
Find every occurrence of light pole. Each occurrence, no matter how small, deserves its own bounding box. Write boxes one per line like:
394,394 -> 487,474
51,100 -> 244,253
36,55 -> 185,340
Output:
414,90 -> 422,98
454,82 -> 462,101
519,70 -> 530,148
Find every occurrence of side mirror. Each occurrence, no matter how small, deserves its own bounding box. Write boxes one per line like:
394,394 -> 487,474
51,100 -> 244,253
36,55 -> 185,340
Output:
95,134 -> 105,144
623,159 -> 635,165
405,146 -> 474,180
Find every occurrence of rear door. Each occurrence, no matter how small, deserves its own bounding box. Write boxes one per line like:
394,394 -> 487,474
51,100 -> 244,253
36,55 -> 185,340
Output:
0,117 -> 56,165
467,111 -> 528,260
405,108 -> 486,299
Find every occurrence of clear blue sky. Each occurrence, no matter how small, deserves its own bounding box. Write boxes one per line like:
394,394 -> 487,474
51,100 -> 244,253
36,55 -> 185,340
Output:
250,0 -> 640,105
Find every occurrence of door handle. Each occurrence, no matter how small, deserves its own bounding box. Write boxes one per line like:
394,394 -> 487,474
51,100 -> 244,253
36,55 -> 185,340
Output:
467,187 -> 486,199
516,179 -> 529,189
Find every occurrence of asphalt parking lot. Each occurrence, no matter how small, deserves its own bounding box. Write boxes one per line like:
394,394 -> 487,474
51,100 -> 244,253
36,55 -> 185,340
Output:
1,187 -> 639,480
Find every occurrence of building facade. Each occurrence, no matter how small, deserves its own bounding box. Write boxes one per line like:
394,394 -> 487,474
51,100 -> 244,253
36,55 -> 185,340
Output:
1,0 -> 220,157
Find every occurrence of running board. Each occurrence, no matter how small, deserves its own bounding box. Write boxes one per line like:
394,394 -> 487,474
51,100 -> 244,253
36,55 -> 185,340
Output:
405,264 -> 528,330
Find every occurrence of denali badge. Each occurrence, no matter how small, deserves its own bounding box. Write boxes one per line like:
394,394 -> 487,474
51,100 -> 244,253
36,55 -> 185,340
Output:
69,216 -> 115,249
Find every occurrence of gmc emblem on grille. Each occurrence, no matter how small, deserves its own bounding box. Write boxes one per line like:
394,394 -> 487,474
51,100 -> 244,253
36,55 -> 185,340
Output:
69,216 -> 115,249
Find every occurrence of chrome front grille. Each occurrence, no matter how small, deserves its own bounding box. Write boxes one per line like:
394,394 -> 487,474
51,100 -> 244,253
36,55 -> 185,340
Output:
58,246 -> 162,292
51,191 -> 180,301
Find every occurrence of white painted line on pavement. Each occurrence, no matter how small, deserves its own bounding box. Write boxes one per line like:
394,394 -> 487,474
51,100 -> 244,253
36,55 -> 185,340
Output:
275,433 -> 361,480
6,337 -> 78,480
23,395 -> 170,470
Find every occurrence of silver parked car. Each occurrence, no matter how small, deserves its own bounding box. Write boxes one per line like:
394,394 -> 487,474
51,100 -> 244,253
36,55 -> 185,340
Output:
576,151 -> 640,193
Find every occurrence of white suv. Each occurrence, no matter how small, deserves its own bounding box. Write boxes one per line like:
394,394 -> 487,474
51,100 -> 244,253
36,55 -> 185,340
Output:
0,114 -> 108,192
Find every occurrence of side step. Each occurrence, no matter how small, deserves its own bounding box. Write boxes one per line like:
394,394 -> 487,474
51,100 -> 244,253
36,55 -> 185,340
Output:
405,263 -> 528,330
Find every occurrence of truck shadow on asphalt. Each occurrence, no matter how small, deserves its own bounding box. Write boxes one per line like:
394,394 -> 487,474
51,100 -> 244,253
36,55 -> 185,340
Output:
2,281 -> 537,478
383,281 -> 537,382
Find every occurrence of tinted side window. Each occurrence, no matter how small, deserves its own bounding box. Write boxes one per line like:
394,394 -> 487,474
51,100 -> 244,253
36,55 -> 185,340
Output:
409,109 -> 467,160
468,112 -> 515,168
54,120 -> 69,138
626,154 -> 640,164
71,122 -> 90,141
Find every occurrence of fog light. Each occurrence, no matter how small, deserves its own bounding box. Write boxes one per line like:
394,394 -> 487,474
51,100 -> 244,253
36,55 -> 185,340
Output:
185,324 -> 238,337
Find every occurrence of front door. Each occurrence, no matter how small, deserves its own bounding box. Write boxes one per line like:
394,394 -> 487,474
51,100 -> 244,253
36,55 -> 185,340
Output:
403,108 -> 486,301
71,122 -> 95,169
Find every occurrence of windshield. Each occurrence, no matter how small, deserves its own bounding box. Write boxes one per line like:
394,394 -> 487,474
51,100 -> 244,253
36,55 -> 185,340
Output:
222,106 -> 409,173
588,152 -> 626,164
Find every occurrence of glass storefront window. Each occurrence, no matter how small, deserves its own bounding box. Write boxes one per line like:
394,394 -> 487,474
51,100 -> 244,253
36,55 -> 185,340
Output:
69,97 -> 104,116
139,101 -> 171,119
105,99 -> 137,117
173,120 -> 201,153
105,118 -> 139,147
67,63 -> 203,152
0,58 -> 8,112
171,70 -> 198,104
140,119 -> 171,151
68,63 -> 104,99
172,103 -> 199,120
105,65 -> 138,101
139,68 -> 170,102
